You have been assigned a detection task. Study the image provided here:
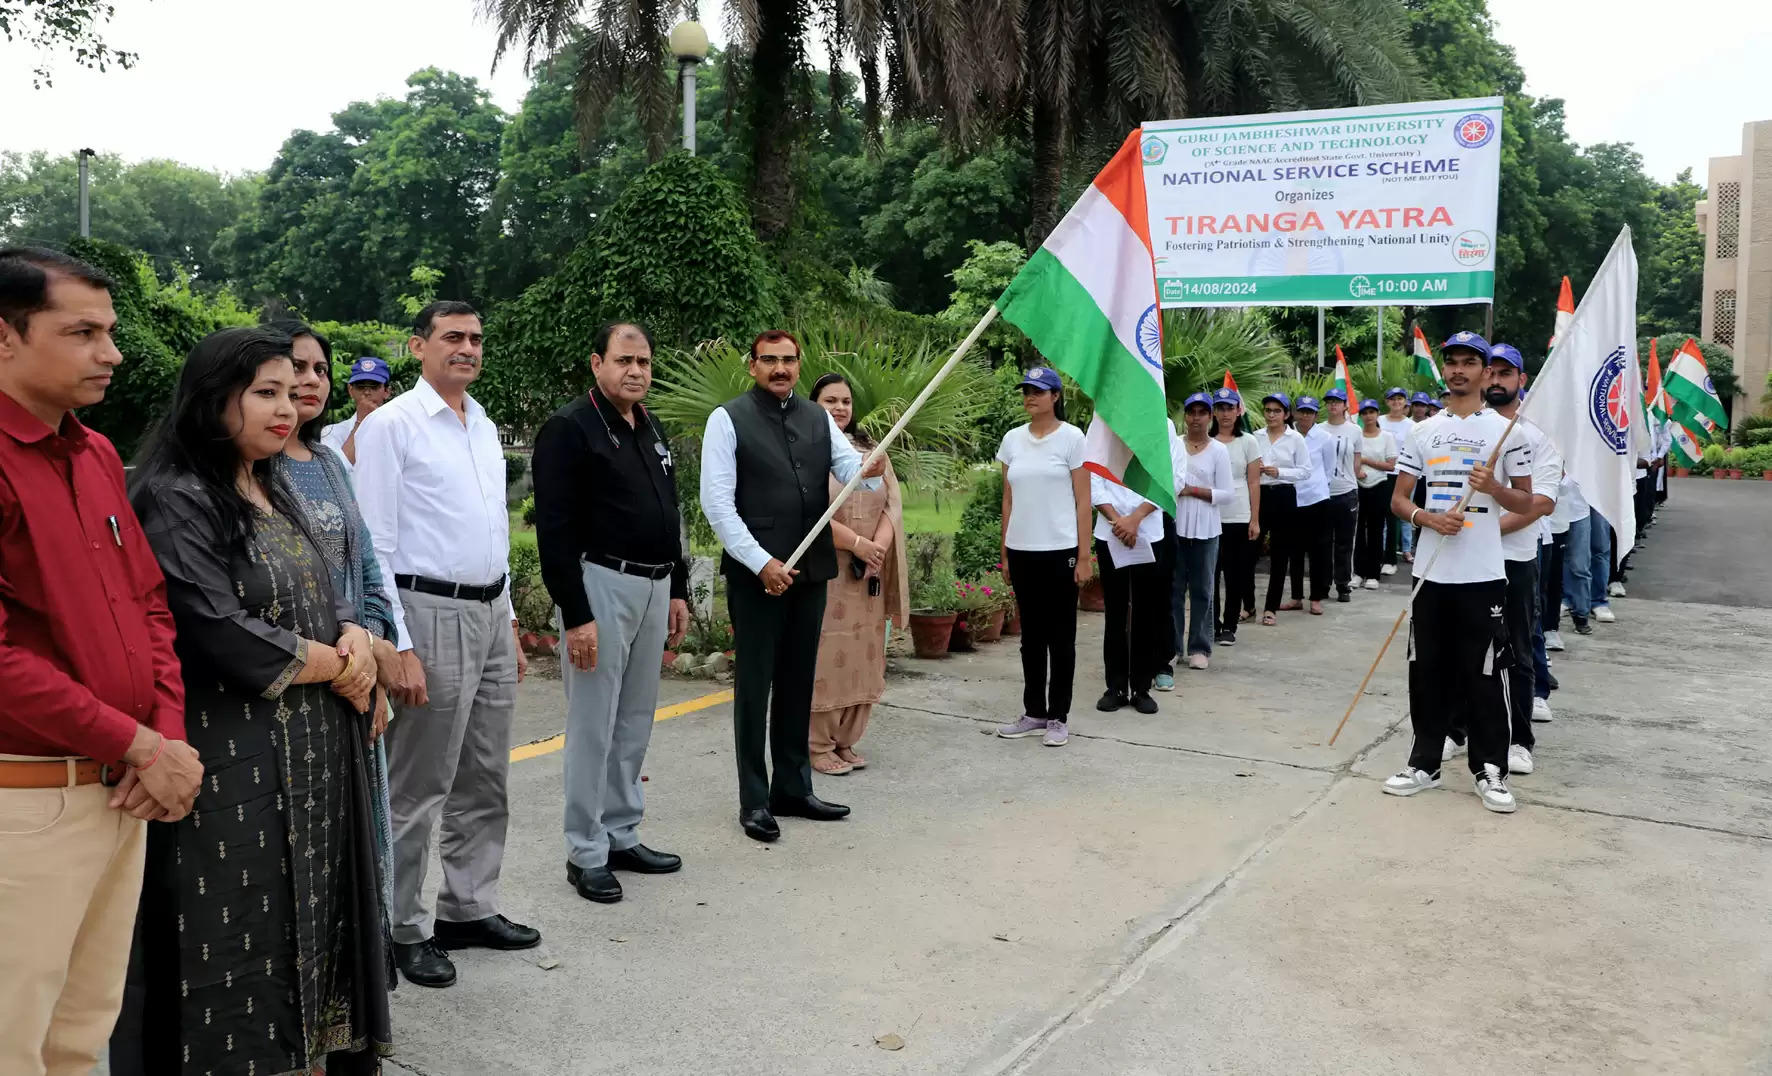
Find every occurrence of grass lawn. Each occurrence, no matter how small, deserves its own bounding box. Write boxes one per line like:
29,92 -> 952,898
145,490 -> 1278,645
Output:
901,482 -> 967,534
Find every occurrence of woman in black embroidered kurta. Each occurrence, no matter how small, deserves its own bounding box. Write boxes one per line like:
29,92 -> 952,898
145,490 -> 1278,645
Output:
122,327 -> 392,1076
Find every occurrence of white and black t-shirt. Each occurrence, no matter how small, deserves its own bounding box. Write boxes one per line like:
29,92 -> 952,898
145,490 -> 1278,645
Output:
1396,408 -> 1532,584
1323,419 -> 1363,496
1501,417 -> 1560,562
997,422 -> 1087,551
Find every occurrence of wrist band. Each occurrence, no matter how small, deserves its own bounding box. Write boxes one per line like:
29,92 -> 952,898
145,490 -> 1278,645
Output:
138,734 -> 166,770
1410,508 -> 1421,526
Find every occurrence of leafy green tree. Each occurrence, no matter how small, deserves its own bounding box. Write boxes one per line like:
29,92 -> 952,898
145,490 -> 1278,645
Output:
2,0 -> 137,85
1640,170 -> 1705,339
0,152 -> 257,281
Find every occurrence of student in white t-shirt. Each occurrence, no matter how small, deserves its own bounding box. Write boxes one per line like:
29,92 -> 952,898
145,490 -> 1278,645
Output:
1320,389 -> 1364,600
994,368 -> 1090,748
1254,392 -> 1313,626
1169,393 -> 1233,670
1210,387 -> 1263,644
1378,387 -> 1415,572
1353,399 -> 1397,588
1382,331 -> 1535,816
1291,396 -> 1335,615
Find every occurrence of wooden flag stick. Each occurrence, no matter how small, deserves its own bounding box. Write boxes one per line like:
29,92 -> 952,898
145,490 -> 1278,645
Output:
782,305 -> 1001,572
1326,392 -> 1536,746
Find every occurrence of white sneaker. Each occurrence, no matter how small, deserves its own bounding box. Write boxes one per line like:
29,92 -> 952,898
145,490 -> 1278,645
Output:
1560,599 -> 1571,616
1442,737 -> 1467,762
1380,564 -> 1398,576
1188,653 -> 1209,671
1364,578 -> 1380,590
1593,604 -> 1616,623
1608,580 -> 1627,598
1350,575 -> 1364,589
1475,763 -> 1517,813
1531,697 -> 1553,723
1383,768 -> 1441,797
1508,744 -> 1535,774
1544,630 -> 1565,652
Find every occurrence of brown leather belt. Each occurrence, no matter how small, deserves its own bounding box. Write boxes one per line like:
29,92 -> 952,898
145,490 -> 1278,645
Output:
0,758 -> 120,788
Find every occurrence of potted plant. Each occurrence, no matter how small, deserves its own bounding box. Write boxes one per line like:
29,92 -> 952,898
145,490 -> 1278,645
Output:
973,567 -> 1011,643
992,562 -> 1021,635
908,577 -> 961,659
949,580 -> 996,652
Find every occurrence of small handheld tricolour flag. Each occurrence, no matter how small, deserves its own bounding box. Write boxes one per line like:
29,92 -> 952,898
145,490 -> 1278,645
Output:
1332,347 -> 1356,402
1645,338 -> 1670,425
1549,276 -> 1575,347
1223,370 -> 1239,394
997,130 -> 1174,513
1410,326 -> 1445,390
1664,338 -> 1727,437
1669,421 -> 1704,467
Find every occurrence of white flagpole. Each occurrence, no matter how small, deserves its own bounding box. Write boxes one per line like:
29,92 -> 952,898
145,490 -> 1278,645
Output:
781,305 -> 1001,571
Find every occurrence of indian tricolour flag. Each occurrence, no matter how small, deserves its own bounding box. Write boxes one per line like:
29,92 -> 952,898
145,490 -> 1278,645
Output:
1665,337 -> 1727,437
997,131 -> 1175,512
1549,276 -> 1575,346
1669,421 -> 1704,467
1410,326 -> 1445,389
1332,346 -> 1357,402
1645,337 -> 1670,424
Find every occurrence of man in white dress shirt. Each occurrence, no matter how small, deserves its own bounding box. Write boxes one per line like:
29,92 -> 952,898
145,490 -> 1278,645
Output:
699,330 -> 873,843
354,301 -> 538,988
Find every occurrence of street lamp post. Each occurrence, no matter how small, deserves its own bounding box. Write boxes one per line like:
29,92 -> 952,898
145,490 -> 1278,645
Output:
670,21 -> 710,155
77,147 -> 95,238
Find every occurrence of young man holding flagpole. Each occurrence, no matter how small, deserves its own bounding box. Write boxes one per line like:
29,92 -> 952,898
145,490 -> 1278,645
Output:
1382,331 -> 1536,814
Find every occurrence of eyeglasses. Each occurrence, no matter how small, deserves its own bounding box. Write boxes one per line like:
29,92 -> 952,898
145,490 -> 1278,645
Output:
752,353 -> 800,367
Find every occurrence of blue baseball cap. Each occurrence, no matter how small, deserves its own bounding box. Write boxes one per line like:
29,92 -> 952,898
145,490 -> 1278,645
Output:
347,356 -> 391,385
1488,343 -> 1525,370
1261,391 -> 1292,411
1409,391 -> 1433,406
1182,391 -> 1213,410
1384,386 -> 1408,399
1018,367 -> 1062,392
1295,395 -> 1321,413
1358,398 -> 1380,412
1441,330 -> 1491,356
1323,387 -> 1348,403
1211,386 -> 1242,406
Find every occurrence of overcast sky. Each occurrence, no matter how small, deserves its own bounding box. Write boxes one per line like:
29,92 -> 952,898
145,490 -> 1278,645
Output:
3,0 -> 1767,184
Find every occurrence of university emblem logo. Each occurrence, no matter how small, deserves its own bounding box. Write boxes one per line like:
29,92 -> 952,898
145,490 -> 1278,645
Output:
1135,304 -> 1163,371
1453,113 -> 1495,149
360,360 -> 375,371
1587,346 -> 1631,454
1140,135 -> 1168,165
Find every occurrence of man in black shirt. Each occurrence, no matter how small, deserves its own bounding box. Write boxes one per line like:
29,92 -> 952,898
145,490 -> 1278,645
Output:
533,321 -> 689,904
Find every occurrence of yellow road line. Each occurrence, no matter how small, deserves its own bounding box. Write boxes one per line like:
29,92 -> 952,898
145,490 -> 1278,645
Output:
508,688 -> 734,763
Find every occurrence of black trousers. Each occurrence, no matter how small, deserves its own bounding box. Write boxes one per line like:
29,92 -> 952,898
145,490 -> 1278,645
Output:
1634,473 -> 1656,538
1327,489 -> 1358,592
1261,484 -> 1299,612
726,569 -> 826,810
1379,475 -> 1401,565
1289,499 -> 1332,602
1216,521 -> 1256,635
1503,557 -> 1538,751
1097,538 -> 1171,695
1008,547 -> 1079,721
1540,531 -> 1566,634
1407,579 -> 1512,778
1355,483 -> 1389,579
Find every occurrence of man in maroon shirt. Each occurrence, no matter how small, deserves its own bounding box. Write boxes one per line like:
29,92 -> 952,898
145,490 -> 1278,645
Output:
0,247 -> 203,1076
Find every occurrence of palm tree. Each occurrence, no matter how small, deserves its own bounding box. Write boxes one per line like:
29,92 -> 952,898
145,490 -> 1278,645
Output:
1160,308 -> 1293,411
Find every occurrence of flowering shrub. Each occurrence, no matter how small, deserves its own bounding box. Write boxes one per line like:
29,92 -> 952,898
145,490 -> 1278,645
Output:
978,565 -> 1015,611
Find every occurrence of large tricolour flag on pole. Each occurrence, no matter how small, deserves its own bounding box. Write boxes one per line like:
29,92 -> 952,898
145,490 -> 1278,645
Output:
1549,276 -> 1575,346
997,131 -> 1175,512
1645,337 -> 1670,424
1332,347 -> 1356,402
1410,326 -> 1445,390
1529,229 -> 1648,558
1665,337 -> 1728,436
1669,421 -> 1704,467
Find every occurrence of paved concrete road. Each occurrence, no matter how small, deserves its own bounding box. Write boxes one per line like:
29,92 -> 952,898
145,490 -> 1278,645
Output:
384,489 -> 1772,1076
1629,477 -> 1772,607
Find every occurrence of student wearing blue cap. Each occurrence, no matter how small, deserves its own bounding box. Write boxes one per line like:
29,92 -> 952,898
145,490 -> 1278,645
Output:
1383,328 -> 1533,814
1353,399 -> 1397,588
1169,392 -> 1233,669
1320,389 -> 1364,600
1254,392 -> 1312,625
1290,397 -> 1335,614
1210,387 -> 1263,643
1378,387 -> 1414,571
320,354 -> 394,467
1408,390 -> 1433,422
995,367 -> 1091,747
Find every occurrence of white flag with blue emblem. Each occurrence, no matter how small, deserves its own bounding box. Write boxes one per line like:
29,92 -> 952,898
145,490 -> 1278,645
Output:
1527,228 -> 1648,558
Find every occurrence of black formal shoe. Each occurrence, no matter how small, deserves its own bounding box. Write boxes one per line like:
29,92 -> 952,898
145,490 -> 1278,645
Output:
433,914 -> 541,951
1130,692 -> 1159,715
1337,589 -> 1352,603
1095,691 -> 1128,712
740,808 -> 780,843
607,844 -> 682,874
768,794 -> 850,821
394,939 -> 457,988
565,862 -> 623,903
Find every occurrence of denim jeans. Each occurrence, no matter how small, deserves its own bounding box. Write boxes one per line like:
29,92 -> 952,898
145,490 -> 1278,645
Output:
1172,535 -> 1219,658
1562,515 -> 1593,619
1587,514 -> 1612,608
